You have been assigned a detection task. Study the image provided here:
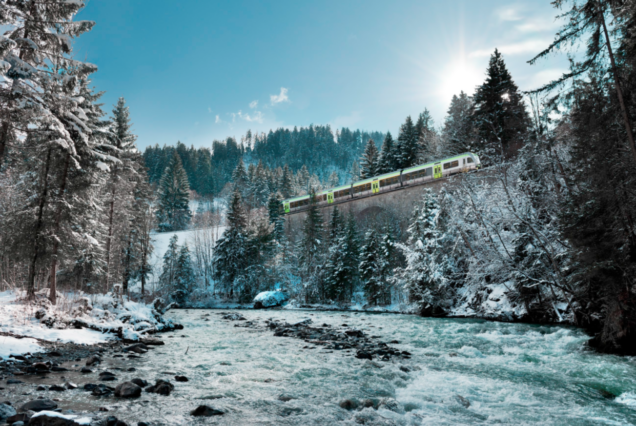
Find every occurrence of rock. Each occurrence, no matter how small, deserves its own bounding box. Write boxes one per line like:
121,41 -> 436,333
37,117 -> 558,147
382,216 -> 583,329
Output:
253,291 -> 289,308
49,385 -> 66,392
115,382 -> 142,398
106,416 -> 129,426
92,384 -> 115,396
99,371 -> 117,381
51,366 -> 68,372
355,351 -> 373,360
86,355 -> 101,366
19,399 -> 57,412
7,413 -> 30,425
35,309 -> 47,320
80,367 -> 93,373
123,344 -> 148,354
0,403 -> 16,421
130,378 -> 148,388
28,413 -> 77,426
339,399 -> 359,410
138,422 -> 149,426
278,395 -> 296,402
399,365 -> 411,373
378,398 -> 403,413
455,395 -> 470,408
65,382 -> 77,390
37,385 -> 48,391
7,379 -> 23,384
145,379 -> 174,396
190,405 -> 224,416
345,329 -> 364,337
174,375 -> 188,382
83,383 -> 97,391
362,399 -> 378,409
127,368 -> 136,372
33,362 -> 51,372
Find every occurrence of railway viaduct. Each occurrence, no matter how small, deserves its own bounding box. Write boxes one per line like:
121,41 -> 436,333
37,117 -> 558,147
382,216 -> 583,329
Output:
283,170 -> 491,238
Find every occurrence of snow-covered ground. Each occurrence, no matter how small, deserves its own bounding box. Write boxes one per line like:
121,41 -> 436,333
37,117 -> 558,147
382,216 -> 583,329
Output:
0,290 -> 181,358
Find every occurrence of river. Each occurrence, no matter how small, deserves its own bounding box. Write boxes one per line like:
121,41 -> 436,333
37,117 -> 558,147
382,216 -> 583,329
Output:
15,310 -> 636,425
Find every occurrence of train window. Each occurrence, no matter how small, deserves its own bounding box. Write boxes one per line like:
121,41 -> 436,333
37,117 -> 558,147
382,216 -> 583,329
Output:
467,157 -> 474,163
444,160 -> 459,170
425,168 -> 432,176
380,177 -> 398,187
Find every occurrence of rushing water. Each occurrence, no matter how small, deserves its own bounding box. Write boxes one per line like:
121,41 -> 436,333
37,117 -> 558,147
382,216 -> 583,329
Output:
17,310 -> 636,425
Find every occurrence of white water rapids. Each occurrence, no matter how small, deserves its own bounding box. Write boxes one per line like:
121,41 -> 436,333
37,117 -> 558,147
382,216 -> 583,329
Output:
31,310 -> 636,425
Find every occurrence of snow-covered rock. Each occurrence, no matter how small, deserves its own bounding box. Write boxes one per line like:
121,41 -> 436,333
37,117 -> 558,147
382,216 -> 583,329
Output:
253,291 -> 289,309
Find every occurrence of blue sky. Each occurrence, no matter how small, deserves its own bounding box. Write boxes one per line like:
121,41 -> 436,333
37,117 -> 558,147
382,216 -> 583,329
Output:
75,0 -> 568,149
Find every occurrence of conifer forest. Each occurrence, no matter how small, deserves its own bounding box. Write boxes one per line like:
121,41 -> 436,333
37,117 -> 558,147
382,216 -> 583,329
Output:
2,1 -> 636,425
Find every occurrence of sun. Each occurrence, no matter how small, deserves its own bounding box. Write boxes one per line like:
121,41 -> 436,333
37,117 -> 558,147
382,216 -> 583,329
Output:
438,59 -> 483,105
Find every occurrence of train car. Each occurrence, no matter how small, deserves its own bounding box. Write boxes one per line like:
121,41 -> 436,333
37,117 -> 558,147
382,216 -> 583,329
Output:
282,152 -> 481,214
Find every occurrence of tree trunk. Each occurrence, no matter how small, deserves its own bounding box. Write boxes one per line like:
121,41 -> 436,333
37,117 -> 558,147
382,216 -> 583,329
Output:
27,148 -> 52,300
104,184 -> 116,292
49,152 -> 71,305
600,7 -> 636,166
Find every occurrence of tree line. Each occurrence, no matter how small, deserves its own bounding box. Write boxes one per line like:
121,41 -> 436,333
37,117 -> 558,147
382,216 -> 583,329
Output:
0,1 -> 154,301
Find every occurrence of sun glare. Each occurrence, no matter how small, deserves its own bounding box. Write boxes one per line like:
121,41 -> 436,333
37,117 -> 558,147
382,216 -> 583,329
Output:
438,59 -> 483,106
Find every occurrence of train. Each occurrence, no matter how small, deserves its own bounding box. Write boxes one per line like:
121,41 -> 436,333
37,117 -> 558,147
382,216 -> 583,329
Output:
281,152 -> 481,214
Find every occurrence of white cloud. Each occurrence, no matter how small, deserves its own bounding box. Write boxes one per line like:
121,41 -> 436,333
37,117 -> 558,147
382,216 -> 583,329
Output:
249,100 -> 258,109
215,115 -> 221,124
237,110 -> 263,123
527,68 -> 568,89
270,87 -> 290,105
469,39 -> 550,58
516,19 -> 560,33
497,6 -> 523,22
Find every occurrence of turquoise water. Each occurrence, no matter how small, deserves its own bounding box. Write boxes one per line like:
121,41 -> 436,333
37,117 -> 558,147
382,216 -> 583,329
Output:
57,310 -> 636,425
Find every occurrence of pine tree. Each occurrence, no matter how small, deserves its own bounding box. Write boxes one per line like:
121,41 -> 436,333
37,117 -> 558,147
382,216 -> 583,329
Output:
415,109 -> 436,162
174,245 -> 196,303
324,211 -> 359,303
360,139 -> 379,179
394,190 -> 454,314
297,191 -> 324,302
396,116 -> 418,169
226,188 -> 247,231
267,192 -> 285,241
232,157 -> 249,197
156,152 -> 192,231
472,49 -> 529,165
280,165 -> 294,198
194,154 -> 214,196
377,132 -> 397,174
360,230 -> 387,306
327,171 -> 340,188
160,235 -> 179,290
349,161 -> 361,183
442,91 -> 476,156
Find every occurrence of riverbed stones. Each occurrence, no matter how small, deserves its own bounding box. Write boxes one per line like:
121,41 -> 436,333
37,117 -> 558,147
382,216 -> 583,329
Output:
99,371 -> 116,381
339,399 -> 359,410
114,382 -> 142,398
0,403 -> 16,421
190,405 -> 224,416
130,378 -> 147,388
28,413 -> 76,426
19,399 -> 57,412
455,395 -> 470,408
86,355 -> 101,366
7,379 -> 23,384
91,384 -> 115,396
174,375 -> 188,382
80,367 -> 93,373
48,384 -> 66,392
145,379 -> 174,396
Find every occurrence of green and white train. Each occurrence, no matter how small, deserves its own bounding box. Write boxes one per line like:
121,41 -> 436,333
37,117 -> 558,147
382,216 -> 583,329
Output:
282,152 -> 481,214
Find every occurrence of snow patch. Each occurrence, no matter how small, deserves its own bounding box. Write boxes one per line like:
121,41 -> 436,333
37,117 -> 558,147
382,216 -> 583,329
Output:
0,335 -> 41,359
253,291 -> 289,308
31,411 -> 92,425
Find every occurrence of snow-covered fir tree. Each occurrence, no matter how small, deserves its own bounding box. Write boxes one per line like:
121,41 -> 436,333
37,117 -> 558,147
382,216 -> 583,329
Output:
377,132 -> 397,174
359,139 -> 379,179
156,152 -> 192,231
442,91 -> 476,156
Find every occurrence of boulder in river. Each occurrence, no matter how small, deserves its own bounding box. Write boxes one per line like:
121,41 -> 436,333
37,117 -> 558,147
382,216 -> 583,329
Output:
91,384 -> 115,396
253,291 -> 289,309
0,403 -> 16,422
114,382 -> 141,398
105,416 -> 129,426
19,399 -> 57,412
28,412 -> 78,426
130,378 -> 148,388
191,405 -> 224,416
86,355 -> 101,366
174,375 -> 188,382
339,399 -> 359,410
145,379 -> 174,396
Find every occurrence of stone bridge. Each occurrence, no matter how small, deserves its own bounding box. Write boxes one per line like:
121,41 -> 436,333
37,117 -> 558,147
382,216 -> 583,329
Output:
283,170 -> 491,239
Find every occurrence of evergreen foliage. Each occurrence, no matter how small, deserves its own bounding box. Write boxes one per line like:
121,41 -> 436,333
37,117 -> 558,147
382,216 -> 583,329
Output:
472,49 -> 529,165
442,92 -> 476,156
156,153 -> 192,232
360,139 -> 379,179
377,132 -> 397,174
396,116 -> 418,169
